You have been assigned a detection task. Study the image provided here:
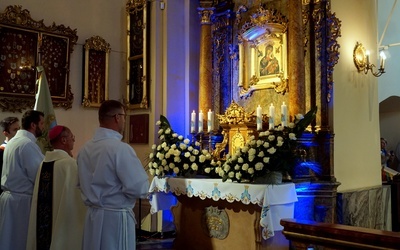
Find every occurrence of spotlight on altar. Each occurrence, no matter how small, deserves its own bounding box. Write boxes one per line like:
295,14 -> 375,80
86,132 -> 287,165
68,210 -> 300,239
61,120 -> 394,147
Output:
353,42 -> 386,77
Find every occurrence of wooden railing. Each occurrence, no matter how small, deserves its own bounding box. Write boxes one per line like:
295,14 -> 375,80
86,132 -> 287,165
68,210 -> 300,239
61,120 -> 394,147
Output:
280,219 -> 400,249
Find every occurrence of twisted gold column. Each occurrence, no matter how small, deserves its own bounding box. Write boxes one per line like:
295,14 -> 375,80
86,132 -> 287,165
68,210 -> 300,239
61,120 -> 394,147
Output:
197,7 -> 214,115
288,0 -> 305,119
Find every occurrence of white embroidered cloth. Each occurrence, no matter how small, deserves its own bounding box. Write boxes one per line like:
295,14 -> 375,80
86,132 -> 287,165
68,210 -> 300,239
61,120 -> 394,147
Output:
148,177 -> 297,239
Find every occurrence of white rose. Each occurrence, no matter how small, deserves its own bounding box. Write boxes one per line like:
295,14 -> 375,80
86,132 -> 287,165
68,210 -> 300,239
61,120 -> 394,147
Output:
161,142 -> 167,148
184,152 -> 191,158
248,148 -> 256,156
277,140 -> 284,147
224,164 -> 230,172
165,128 -> 171,134
248,168 -> 254,174
173,167 -> 180,174
172,133 -> 178,138
156,121 -> 161,125
152,144 -> 157,150
258,151 -> 264,157
234,164 -> 240,170
171,144 -> 177,149
184,138 -> 190,144
183,163 -> 189,170
149,169 -> 155,175
267,147 -> 276,154
159,135 -> 165,140
235,172 -> 242,180
174,156 -> 181,163
191,163 -> 198,171
193,149 -> 199,155
157,145 -> 162,151
255,162 -> 263,171
268,135 -> 275,141
161,159 -> 167,166
289,133 -> 296,140
199,155 -> 206,163
158,129 -> 163,135
248,155 -> 255,162
263,157 -> 270,163
149,153 -> 154,159
228,171 -> 235,178
204,168 -> 211,174
189,156 -> 196,162
288,122 -> 295,128
242,163 -> 249,171
257,140 -> 263,147
238,157 -> 244,163
188,146 -> 194,151
263,142 -> 269,148
180,143 -> 187,150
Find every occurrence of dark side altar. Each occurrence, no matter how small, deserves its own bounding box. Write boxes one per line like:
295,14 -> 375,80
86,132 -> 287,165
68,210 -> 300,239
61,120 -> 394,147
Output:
149,177 -> 297,249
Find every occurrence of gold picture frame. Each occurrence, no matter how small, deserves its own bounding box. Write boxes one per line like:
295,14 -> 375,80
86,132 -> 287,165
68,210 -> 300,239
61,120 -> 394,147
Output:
237,6 -> 288,98
0,5 -> 77,112
82,35 -> 110,108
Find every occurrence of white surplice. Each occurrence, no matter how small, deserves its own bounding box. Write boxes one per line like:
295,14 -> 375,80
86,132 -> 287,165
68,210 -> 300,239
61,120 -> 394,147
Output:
77,127 -> 149,250
0,130 -> 44,250
26,149 -> 87,250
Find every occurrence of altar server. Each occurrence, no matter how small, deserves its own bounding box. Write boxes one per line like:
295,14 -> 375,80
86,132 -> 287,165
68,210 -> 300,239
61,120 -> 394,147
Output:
26,125 -> 87,250
0,110 -> 45,250
77,100 -> 149,250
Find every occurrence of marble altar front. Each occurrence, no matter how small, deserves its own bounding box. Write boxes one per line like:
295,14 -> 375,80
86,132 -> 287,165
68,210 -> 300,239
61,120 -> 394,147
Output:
149,177 -> 297,249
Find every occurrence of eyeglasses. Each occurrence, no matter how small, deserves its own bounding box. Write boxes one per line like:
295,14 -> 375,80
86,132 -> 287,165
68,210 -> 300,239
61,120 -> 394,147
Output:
115,113 -> 127,118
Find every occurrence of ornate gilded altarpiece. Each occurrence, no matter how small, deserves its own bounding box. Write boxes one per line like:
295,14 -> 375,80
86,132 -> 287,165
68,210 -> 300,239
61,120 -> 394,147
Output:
0,5 -> 77,112
206,0 -> 341,224
125,1 -> 149,110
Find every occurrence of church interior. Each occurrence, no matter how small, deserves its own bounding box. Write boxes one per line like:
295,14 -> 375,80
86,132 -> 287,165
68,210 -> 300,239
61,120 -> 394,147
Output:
1,0 -> 400,249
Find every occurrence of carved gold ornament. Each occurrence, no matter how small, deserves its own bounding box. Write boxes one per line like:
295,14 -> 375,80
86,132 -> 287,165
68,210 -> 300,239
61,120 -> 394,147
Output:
353,42 -> 367,72
201,206 -> 229,239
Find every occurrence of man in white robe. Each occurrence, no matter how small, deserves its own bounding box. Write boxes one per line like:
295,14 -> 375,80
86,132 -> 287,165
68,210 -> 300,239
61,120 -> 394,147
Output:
0,110 -> 45,250
77,100 -> 149,250
27,125 -> 87,250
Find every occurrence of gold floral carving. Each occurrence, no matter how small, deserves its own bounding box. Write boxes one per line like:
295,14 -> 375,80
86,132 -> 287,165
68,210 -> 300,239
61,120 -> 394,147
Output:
198,8 -> 215,25
216,101 -> 255,125
84,36 -> 111,52
314,4 -> 341,103
201,206 -> 229,240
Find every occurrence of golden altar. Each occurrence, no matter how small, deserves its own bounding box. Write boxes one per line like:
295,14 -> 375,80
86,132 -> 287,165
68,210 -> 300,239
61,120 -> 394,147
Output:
149,177 -> 297,250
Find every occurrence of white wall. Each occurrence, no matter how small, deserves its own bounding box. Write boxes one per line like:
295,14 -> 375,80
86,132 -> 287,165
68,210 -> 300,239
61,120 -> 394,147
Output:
332,0 -> 382,191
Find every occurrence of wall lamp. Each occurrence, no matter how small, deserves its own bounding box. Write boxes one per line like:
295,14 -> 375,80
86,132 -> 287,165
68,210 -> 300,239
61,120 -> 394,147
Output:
353,42 -> 386,77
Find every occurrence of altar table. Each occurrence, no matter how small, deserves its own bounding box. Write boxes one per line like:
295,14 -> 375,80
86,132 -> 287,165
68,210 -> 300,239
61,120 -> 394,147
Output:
149,177 -> 297,250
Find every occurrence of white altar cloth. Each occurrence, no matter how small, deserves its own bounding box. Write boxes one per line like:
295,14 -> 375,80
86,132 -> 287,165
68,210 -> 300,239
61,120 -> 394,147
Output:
148,177 -> 298,239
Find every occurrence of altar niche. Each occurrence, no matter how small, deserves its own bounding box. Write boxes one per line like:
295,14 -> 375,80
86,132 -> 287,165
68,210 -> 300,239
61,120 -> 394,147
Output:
0,5 -> 78,112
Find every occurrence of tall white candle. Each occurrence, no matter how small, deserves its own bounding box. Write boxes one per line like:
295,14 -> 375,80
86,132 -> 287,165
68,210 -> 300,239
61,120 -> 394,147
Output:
198,110 -> 204,133
380,51 -> 386,69
281,102 -> 288,127
207,109 -> 213,133
269,103 -> 275,130
256,105 -> 262,131
191,110 -> 196,133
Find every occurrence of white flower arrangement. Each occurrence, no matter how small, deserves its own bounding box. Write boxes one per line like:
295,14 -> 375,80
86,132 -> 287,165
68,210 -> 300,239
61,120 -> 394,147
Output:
147,115 -> 222,178
218,106 -> 318,183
